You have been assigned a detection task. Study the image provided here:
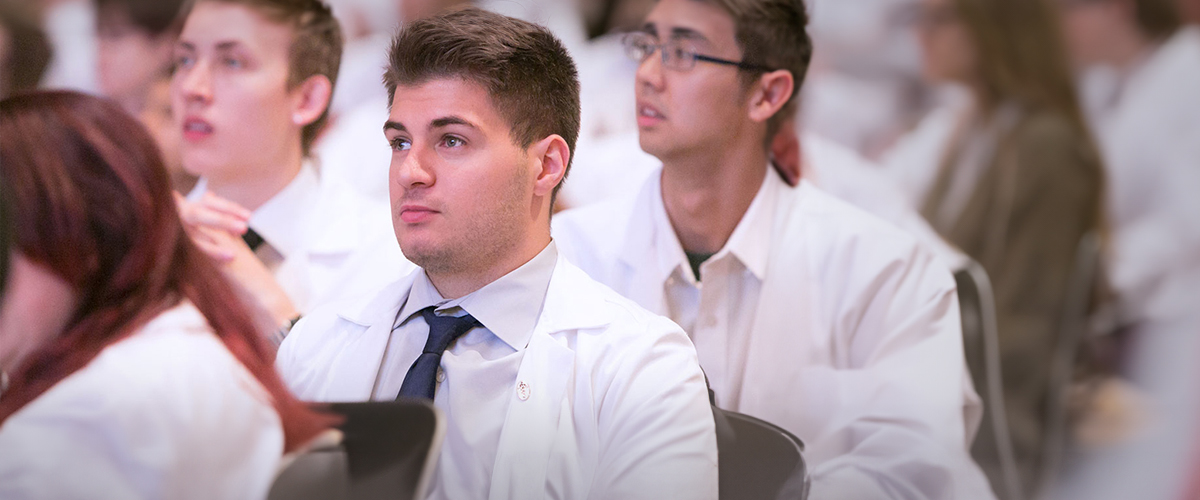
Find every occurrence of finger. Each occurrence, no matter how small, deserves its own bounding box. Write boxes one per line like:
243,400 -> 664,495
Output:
200,192 -> 253,220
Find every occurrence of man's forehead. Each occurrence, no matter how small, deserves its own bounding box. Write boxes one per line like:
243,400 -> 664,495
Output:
387,78 -> 498,128
642,0 -> 735,44
179,2 -> 293,47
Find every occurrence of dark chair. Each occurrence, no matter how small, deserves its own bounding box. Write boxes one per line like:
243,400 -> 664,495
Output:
955,259 -> 1023,500
268,399 -> 445,500
713,406 -> 809,500
1035,232 -> 1103,496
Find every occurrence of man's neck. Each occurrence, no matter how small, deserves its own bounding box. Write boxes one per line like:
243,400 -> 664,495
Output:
659,143 -> 770,254
1106,24 -> 1157,74
427,230 -> 553,300
205,150 -> 305,212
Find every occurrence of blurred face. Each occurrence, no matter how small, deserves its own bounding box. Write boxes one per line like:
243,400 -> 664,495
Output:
915,0 -> 978,84
1057,0 -> 1128,66
385,78 -> 540,277
139,77 -> 192,192
96,8 -> 174,110
171,2 -> 301,184
634,0 -> 755,161
0,254 -> 77,374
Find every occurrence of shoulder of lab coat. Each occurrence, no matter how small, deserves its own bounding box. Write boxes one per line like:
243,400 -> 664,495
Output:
0,304 -> 283,500
277,257 -> 718,500
556,174 -> 992,500
801,132 -> 969,270
283,172 -> 414,313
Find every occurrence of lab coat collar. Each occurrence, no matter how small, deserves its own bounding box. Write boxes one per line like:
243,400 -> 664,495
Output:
187,160 -> 364,258
393,242 -> 561,352
619,167 -> 777,284
336,252 -> 610,338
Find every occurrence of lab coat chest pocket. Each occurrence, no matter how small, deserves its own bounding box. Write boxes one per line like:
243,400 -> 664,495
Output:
488,331 -> 577,500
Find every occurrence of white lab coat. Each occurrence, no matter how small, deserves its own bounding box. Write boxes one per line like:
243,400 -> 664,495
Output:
553,172 -> 995,499
1078,27 -> 1200,324
276,257 -> 719,500
189,166 -> 413,313
0,303 -> 284,500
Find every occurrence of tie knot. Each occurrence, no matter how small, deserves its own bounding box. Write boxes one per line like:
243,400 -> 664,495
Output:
419,307 -> 480,354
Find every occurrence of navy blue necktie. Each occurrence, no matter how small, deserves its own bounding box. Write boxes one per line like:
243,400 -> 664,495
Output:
396,307 -> 481,400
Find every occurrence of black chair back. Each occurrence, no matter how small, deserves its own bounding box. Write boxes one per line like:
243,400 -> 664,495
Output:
714,406 -> 809,500
269,399 -> 444,500
955,260 -> 1024,500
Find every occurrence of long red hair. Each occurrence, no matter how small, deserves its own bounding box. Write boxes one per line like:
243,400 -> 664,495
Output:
0,90 -> 332,452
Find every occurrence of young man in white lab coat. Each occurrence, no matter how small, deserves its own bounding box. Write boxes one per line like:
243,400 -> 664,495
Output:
171,0 -> 411,339
276,8 -> 718,500
552,0 -> 994,498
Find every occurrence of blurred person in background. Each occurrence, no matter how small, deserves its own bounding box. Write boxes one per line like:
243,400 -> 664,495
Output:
912,0 -> 1105,494
1052,1 -> 1200,498
94,0 -> 193,192
94,0 -> 184,114
0,90 -> 332,499
0,3 -> 52,98
172,0 -> 411,342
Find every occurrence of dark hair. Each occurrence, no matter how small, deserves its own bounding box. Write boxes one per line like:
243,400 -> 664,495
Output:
1132,0 -> 1182,39
0,3 -> 53,96
192,0 -> 344,155
384,7 -> 581,202
95,0 -> 188,37
704,0 -> 812,138
0,91 -> 334,451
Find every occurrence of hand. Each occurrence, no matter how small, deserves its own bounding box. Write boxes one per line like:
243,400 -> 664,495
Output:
175,192 -> 299,335
769,119 -> 802,187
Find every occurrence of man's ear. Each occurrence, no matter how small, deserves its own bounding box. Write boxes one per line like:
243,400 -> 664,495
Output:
290,74 -> 334,127
747,69 -> 795,124
530,134 -> 570,198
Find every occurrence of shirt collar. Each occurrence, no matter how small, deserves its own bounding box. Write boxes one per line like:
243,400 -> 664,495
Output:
396,241 -> 559,352
187,162 -> 319,259
646,166 -> 778,284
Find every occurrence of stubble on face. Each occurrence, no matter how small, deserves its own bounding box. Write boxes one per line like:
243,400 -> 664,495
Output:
401,154 -> 532,279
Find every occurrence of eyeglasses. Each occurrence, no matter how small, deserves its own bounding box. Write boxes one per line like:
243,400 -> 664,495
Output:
621,32 -> 774,73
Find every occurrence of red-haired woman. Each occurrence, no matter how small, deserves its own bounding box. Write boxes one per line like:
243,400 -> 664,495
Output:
0,91 -> 333,499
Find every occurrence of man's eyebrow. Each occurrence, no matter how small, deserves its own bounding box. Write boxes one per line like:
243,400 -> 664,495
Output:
383,120 -> 406,133
669,27 -> 709,42
177,41 -> 195,51
430,116 -> 478,130
215,41 -> 242,51
640,22 -> 659,36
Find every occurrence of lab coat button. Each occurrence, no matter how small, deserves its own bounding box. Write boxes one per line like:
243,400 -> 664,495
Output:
517,381 -> 531,401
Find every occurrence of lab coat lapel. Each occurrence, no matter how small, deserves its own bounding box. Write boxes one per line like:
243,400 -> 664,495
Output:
488,258 -> 609,500
325,275 -> 416,401
616,173 -> 676,315
739,183 -> 828,411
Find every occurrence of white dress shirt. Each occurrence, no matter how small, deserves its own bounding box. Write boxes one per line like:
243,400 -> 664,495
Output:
554,168 -> 995,500
373,243 -> 556,500
188,162 -> 413,313
0,303 -> 283,500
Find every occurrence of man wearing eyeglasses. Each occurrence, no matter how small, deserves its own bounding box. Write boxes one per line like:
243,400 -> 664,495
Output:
553,0 -> 995,498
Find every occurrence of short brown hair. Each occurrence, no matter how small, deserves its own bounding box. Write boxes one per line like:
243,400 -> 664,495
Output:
383,8 -> 581,200
193,0 -> 343,155
704,0 -> 812,138
1133,0 -> 1182,39
95,0 -> 188,37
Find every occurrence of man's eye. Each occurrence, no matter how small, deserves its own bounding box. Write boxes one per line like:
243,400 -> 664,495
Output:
175,54 -> 195,69
223,57 -> 244,69
390,138 -> 411,151
442,136 -> 465,148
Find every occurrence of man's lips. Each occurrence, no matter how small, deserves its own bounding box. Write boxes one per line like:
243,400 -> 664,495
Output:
398,204 -> 438,224
637,102 -> 666,127
182,117 -> 214,142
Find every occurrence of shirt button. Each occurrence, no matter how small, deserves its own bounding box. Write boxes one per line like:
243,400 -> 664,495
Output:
436,369 -> 446,383
516,381 -> 531,401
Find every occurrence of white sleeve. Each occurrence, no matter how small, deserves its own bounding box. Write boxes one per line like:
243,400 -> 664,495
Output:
0,335 -> 284,500
589,314 -> 719,500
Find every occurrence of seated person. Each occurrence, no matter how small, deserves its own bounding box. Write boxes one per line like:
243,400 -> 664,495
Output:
0,90 -> 333,499
94,0 -> 185,115
552,0 -> 993,497
171,0 -> 410,339
276,9 -> 718,499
